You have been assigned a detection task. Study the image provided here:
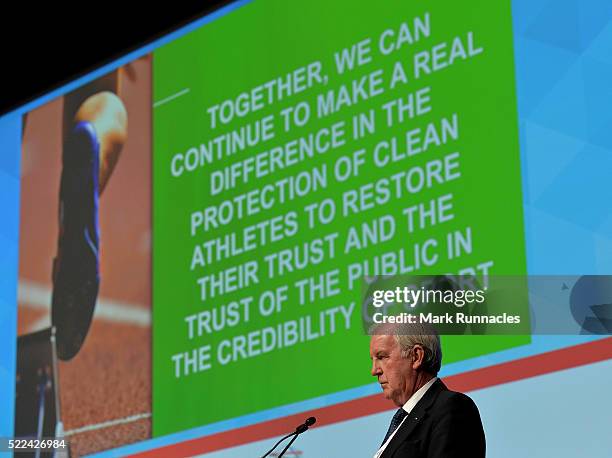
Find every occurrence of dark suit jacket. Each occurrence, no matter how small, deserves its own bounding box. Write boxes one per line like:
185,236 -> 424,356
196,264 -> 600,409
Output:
380,379 -> 485,458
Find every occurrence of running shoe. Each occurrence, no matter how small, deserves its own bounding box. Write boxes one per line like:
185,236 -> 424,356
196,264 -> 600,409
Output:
51,121 -> 100,360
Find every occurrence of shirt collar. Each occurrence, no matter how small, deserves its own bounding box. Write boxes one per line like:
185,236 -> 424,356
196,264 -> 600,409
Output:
402,377 -> 438,414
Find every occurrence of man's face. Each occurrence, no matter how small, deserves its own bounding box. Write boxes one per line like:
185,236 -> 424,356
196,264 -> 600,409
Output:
369,334 -> 415,407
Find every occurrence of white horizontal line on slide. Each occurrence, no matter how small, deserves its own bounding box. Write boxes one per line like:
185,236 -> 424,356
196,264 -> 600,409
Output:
18,279 -> 151,328
65,412 -> 152,436
153,88 -> 191,107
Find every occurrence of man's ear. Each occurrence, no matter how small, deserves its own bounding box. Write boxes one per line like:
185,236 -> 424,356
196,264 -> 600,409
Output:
411,344 -> 425,370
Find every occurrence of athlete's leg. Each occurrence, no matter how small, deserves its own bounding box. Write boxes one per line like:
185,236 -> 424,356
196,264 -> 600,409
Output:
74,91 -> 127,193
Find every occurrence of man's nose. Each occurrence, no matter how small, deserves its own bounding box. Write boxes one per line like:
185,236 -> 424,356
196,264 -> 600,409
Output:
371,361 -> 382,377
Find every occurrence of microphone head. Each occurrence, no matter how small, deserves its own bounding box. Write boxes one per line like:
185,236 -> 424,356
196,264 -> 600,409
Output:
305,417 -> 316,426
295,417 -> 317,434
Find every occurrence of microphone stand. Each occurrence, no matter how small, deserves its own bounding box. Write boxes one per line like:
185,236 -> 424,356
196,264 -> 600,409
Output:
260,417 -> 316,458
277,433 -> 300,457
260,431 -> 298,458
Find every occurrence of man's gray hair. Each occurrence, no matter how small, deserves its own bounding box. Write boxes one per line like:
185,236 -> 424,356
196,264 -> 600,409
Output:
372,322 -> 442,375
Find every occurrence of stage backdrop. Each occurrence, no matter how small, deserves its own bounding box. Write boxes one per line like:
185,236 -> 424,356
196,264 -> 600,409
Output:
0,0 -> 610,457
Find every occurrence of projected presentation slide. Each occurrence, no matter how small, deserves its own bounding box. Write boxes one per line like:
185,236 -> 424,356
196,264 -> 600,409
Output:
1,0 -> 611,457
152,0 -> 527,436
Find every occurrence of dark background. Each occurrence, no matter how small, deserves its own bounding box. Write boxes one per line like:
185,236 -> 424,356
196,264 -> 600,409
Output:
1,1 -> 230,114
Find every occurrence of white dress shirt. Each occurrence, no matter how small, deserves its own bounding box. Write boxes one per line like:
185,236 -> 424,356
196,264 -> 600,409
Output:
373,377 -> 438,458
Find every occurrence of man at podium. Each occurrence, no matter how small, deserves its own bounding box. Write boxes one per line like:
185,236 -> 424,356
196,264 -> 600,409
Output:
369,322 -> 485,458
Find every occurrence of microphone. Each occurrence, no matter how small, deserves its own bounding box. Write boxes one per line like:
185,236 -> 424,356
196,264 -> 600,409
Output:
260,417 -> 317,458
295,416 -> 316,434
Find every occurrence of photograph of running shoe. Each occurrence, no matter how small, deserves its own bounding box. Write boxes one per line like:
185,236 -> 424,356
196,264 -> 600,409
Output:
17,55 -> 151,457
